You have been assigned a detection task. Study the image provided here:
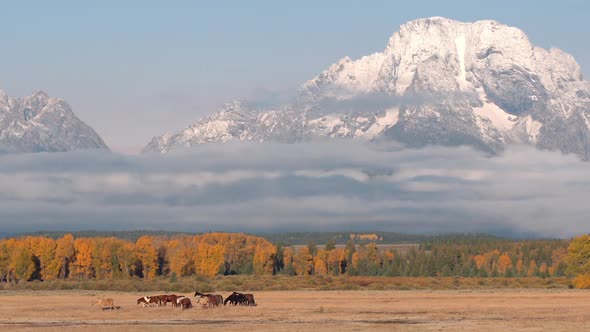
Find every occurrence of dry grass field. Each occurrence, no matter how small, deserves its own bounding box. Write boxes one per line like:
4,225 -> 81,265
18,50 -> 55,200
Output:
0,289 -> 588,331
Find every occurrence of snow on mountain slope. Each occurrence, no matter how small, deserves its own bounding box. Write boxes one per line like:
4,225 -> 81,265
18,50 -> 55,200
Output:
0,90 -> 109,153
144,17 -> 590,159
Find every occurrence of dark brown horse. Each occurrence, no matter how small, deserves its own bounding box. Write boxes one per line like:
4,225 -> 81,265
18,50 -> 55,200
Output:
224,292 -> 246,306
178,297 -> 192,310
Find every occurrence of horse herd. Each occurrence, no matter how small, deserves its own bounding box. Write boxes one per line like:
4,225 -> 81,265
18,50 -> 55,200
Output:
92,291 -> 256,311
135,291 -> 257,310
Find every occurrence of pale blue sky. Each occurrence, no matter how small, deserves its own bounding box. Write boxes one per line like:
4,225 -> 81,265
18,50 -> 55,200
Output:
1,0 -> 588,152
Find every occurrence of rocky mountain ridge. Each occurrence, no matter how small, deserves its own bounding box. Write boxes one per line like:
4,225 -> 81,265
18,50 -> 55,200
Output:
0,90 -> 108,153
144,17 -> 590,159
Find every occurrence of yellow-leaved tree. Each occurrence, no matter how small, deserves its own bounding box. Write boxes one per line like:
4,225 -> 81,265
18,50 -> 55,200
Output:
565,234 -> 590,288
252,242 -> 276,275
168,238 -> 195,277
72,238 -> 94,278
55,234 -> 75,279
10,239 -> 35,282
293,247 -> 313,275
135,236 -> 158,279
195,242 -> 225,277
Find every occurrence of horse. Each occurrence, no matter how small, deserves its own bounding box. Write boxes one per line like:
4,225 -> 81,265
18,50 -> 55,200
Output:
244,293 -> 256,306
224,292 -> 256,306
194,291 -> 223,307
224,292 -> 247,306
175,295 -> 186,307
178,297 -> 192,310
91,298 -> 115,310
137,296 -> 160,307
160,294 -> 179,306
195,295 -> 210,309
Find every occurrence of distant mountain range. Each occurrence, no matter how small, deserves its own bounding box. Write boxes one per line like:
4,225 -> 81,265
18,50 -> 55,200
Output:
0,90 -> 108,153
143,17 -> 590,159
2,17 -> 589,159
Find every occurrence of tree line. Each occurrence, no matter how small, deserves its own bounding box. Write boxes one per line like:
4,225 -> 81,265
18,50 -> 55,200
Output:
0,232 -> 581,283
0,233 -> 276,282
277,236 -> 570,278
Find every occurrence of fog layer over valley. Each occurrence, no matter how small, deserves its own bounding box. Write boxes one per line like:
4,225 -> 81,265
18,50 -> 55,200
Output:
0,142 -> 587,237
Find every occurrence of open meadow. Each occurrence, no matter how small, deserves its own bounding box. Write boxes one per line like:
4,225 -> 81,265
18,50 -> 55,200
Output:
0,289 -> 589,331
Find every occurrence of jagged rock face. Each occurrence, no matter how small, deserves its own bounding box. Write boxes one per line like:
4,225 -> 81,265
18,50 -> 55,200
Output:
0,90 -> 109,153
143,17 -> 590,159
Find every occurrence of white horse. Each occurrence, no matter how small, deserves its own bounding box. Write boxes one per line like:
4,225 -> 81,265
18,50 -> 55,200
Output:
195,295 -> 210,309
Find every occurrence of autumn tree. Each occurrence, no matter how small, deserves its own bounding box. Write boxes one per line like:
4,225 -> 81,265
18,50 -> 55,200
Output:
10,240 -> 35,282
72,238 -> 94,278
497,253 -> 513,275
195,242 -> 226,277
293,247 -> 313,275
313,249 -> 329,275
31,237 -> 57,280
253,242 -> 276,275
566,234 -> 590,288
168,238 -> 195,277
135,236 -> 158,279
527,260 -> 538,277
114,241 -> 135,278
327,248 -> 345,275
55,234 -> 75,278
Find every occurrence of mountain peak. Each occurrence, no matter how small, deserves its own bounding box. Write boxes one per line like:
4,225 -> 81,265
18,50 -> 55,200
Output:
143,18 -> 590,159
31,90 -> 50,100
0,90 -> 109,153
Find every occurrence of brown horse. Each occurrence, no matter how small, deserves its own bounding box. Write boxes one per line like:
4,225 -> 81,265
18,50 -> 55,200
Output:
159,294 -> 179,306
178,297 -> 192,310
137,296 -> 160,307
244,294 -> 256,306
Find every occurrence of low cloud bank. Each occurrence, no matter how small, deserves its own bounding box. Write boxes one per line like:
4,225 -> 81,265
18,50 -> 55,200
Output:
0,142 -> 587,237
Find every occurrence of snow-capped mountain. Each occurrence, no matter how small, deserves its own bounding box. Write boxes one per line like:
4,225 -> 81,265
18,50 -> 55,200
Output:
144,17 -> 590,159
0,90 -> 109,153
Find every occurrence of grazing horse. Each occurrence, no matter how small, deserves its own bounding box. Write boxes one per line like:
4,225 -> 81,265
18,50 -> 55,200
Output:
178,297 -> 192,310
244,294 -> 256,306
224,292 -> 246,306
137,296 -> 159,307
92,298 -> 115,310
195,291 -> 224,307
175,295 -> 186,307
208,294 -> 220,307
195,296 -> 210,309
160,294 -> 179,306
214,294 -> 223,306
224,292 -> 255,306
